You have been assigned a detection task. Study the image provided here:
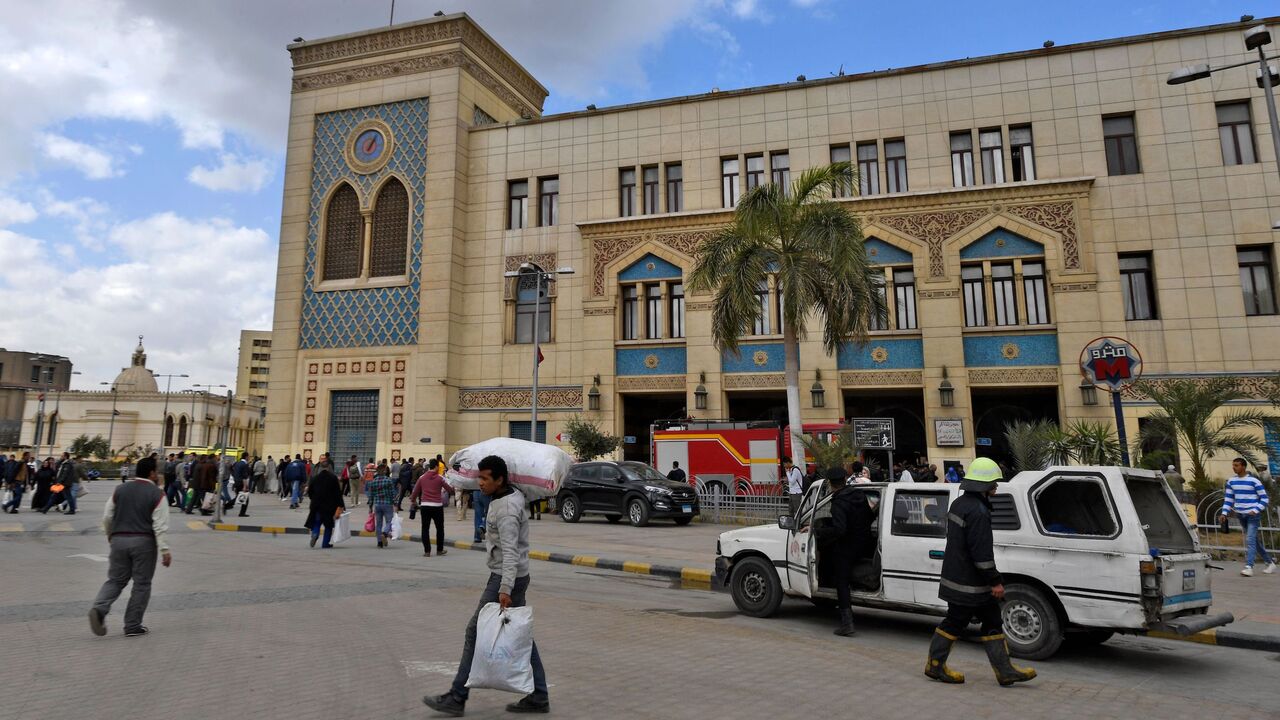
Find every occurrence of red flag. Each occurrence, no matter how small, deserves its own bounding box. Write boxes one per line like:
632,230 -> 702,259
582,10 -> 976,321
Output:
537,347 -> 545,365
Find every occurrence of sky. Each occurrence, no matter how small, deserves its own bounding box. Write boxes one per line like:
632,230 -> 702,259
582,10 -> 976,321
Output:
0,0 -> 1251,391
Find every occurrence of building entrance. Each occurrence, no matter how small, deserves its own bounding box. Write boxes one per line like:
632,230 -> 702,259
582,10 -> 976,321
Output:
620,393 -> 685,462
328,390 -> 379,464
970,386 -> 1060,468
842,389 -> 927,474
726,392 -> 788,425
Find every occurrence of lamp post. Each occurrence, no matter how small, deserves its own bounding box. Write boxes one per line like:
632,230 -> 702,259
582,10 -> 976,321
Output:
502,263 -> 574,442
99,381 -> 136,458
48,370 -> 82,456
155,373 -> 189,456
190,384 -> 227,446
1168,24 -> 1280,226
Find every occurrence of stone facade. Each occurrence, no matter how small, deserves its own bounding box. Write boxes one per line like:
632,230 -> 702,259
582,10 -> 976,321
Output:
266,13 -> 1280,476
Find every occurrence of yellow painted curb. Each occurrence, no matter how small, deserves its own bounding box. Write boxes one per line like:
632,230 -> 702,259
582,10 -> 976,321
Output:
0,525 -> 22,533
1145,629 -> 1219,646
213,523 -> 238,531
454,541 -> 473,550
185,521 -> 209,531
622,561 -> 652,575
681,568 -> 713,584
571,555 -> 599,567
260,526 -> 287,534
528,550 -> 551,561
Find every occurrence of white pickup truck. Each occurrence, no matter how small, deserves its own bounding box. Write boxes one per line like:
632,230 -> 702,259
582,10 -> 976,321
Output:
714,466 -> 1233,659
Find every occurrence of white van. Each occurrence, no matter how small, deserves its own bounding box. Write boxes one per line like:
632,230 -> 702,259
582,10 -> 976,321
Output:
713,466 -> 1232,659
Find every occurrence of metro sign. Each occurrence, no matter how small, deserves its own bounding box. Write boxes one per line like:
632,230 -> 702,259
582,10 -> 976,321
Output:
1079,336 -> 1143,391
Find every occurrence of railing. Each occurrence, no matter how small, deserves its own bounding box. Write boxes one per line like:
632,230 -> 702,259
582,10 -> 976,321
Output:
695,477 -> 788,525
1193,490 -> 1279,555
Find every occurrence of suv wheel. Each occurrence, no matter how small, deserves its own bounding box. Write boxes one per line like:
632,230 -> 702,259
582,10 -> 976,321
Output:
627,497 -> 650,527
730,556 -> 783,617
558,494 -> 582,523
1001,583 -> 1064,660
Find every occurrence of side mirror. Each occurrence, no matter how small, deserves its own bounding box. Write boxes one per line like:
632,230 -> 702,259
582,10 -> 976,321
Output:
778,515 -> 796,530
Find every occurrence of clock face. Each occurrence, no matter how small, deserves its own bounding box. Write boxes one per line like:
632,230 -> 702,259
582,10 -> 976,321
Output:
353,128 -> 386,164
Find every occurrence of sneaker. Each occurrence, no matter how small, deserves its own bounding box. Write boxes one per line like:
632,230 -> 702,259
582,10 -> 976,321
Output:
437,548 -> 447,556
65,510 -> 75,515
124,626 -> 149,637
1265,562 -> 1277,575
310,535 -> 318,548
1241,566 -> 1254,577
88,608 -> 106,637
423,693 -> 465,717
506,696 -> 550,714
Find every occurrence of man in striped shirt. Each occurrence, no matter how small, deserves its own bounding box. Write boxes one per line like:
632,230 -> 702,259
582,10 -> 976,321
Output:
1220,458 -> 1275,577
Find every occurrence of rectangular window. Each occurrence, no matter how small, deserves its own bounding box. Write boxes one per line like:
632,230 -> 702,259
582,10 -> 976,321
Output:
885,139 -> 908,193
621,285 -> 639,340
665,163 -> 683,212
721,158 -> 740,207
645,284 -> 662,339
979,128 -> 1004,184
1239,247 -> 1277,316
991,263 -> 1018,326
893,268 -> 917,330
770,151 -> 790,193
619,168 -> 636,217
1217,102 -> 1257,166
1119,253 -> 1157,320
869,275 -> 888,331
1034,477 -> 1118,537
30,365 -> 40,383
1022,261 -> 1050,325
538,176 -> 558,227
1010,125 -> 1035,181
745,154 -> 765,192
891,492 -> 950,538
830,145 -> 851,197
509,421 -> 547,444
507,180 -> 528,230
857,142 -> 880,196
642,165 -> 659,215
962,265 -> 986,327
669,283 -> 685,339
1103,114 -> 1140,175
752,280 -> 772,335
950,131 -> 975,187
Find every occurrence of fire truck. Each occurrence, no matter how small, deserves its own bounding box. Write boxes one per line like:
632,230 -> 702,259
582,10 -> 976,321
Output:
650,420 -> 844,496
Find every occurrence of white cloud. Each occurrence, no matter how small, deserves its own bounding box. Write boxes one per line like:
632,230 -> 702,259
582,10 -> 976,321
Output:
187,154 -> 272,192
40,133 -> 122,179
0,196 -> 37,226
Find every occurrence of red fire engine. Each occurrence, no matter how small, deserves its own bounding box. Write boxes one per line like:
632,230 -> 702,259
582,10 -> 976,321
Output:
650,420 -> 844,496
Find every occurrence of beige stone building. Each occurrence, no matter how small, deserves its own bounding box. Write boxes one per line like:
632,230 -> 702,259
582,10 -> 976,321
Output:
236,329 -> 273,401
265,13 -> 1280,477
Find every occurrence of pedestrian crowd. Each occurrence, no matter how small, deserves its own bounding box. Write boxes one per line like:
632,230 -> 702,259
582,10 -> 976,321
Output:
1,451 -> 90,514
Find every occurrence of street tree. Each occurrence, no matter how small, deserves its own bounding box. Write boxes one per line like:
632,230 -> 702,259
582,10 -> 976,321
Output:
563,415 -> 623,461
688,162 -> 883,457
68,434 -> 110,459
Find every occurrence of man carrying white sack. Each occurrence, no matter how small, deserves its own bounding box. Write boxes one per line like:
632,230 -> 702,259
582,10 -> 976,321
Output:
423,454 -> 550,716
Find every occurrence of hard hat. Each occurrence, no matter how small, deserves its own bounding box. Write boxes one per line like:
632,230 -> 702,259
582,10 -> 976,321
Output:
960,457 -> 1002,491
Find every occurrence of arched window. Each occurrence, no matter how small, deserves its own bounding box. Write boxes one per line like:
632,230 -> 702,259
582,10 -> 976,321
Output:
369,178 -> 408,277
177,416 -> 188,447
322,183 -> 363,281
164,415 -> 175,447
514,266 -> 551,344
47,413 -> 58,447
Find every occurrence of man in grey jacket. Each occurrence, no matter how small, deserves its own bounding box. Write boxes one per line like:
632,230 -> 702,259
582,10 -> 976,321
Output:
424,454 -> 549,716
89,456 -> 172,637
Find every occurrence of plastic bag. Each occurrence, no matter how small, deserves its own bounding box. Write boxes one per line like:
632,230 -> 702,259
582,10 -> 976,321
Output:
466,603 -> 534,694
364,513 -> 375,533
447,438 -> 572,501
390,512 -> 403,539
235,491 -> 250,506
332,511 -> 352,544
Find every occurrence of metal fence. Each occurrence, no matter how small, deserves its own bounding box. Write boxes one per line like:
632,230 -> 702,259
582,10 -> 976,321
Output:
1193,489 -> 1280,555
694,477 -> 788,525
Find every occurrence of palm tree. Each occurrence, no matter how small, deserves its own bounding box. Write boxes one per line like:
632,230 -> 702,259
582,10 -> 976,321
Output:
688,162 -> 884,457
1136,377 -> 1276,489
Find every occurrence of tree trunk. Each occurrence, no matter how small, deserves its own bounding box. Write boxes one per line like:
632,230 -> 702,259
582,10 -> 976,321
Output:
782,321 -> 805,473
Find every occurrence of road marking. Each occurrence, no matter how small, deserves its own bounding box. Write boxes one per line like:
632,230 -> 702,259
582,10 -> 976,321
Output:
0,525 -> 22,533
50,523 -> 74,532
186,521 -> 210,531
67,554 -> 109,562
400,661 -> 459,679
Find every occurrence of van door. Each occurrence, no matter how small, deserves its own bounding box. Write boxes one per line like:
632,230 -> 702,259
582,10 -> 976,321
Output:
1123,473 -> 1213,615
880,486 -> 954,606
786,482 -> 826,594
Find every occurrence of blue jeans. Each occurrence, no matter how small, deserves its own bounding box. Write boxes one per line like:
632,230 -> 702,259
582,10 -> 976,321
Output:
2,484 -> 23,511
310,518 -> 334,546
374,502 -> 394,538
472,491 -> 491,542
449,573 -> 548,703
291,480 -> 302,506
165,481 -> 182,507
1242,513 -> 1274,567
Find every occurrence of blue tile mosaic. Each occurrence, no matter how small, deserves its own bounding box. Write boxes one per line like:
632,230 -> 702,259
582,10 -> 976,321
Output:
837,338 -> 924,370
963,333 -> 1059,367
299,98 -> 428,349
960,228 -> 1044,260
721,342 -> 786,373
864,238 -> 913,266
616,347 -> 688,376
618,254 -> 684,282
1265,422 -> 1280,476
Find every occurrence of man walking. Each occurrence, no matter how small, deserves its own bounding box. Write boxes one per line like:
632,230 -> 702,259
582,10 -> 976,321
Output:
285,454 -> 307,509
185,455 -> 217,515
89,456 -> 172,638
814,467 -> 875,636
423,455 -> 550,715
43,452 -> 86,515
783,456 -> 804,517
1221,458 -> 1274,576
924,457 -> 1035,686
3,452 -> 32,513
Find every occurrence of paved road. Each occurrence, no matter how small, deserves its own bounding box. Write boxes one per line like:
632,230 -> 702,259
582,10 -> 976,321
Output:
1,503 -> 1277,720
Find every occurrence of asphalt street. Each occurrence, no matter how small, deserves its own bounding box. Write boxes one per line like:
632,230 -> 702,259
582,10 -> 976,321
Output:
1,504 -> 1277,720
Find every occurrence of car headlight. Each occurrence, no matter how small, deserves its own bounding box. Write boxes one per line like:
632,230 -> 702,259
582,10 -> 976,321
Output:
644,485 -> 673,495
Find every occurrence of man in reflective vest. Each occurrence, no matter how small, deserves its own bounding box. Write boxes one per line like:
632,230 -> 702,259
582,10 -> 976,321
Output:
925,457 -> 1036,686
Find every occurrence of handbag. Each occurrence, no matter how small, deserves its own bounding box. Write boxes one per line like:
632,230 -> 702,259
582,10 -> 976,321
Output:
364,512 -> 376,533
76,483 -> 89,498
51,484 -> 65,494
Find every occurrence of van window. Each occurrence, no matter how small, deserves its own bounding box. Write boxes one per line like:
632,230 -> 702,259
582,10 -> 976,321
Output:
1033,476 -> 1118,537
796,483 -> 821,526
1124,475 -> 1195,552
892,491 -> 949,538
990,493 -> 1021,531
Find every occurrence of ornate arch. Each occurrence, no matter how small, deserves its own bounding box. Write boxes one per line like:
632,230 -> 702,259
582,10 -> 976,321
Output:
940,213 -> 1063,278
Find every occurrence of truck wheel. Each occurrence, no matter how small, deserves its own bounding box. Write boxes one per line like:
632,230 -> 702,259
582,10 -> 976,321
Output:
1001,583 -> 1064,660
673,516 -> 693,526
1065,630 -> 1114,648
627,498 -> 651,527
605,514 -> 622,524
730,556 -> 783,617
558,495 -> 581,523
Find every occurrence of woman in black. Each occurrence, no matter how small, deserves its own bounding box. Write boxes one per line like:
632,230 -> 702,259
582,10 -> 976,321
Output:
30,457 -> 57,510
304,464 -> 346,548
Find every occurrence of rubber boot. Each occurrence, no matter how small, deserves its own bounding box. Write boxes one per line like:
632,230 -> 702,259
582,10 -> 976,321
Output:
833,608 -> 856,636
924,629 -> 965,683
982,634 -> 1036,686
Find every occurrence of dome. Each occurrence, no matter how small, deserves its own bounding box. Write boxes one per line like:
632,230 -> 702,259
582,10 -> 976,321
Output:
112,337 -> 158,393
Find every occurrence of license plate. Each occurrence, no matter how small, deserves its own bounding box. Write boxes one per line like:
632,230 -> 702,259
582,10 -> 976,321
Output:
682,504 -> 692,513
1182,569 -> 1195,591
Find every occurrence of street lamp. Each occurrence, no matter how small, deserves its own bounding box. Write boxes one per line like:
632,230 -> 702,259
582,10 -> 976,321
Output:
694,372 -> 708,411
155,373 -> 189,455
938,366 -> 955,408
502,263 -> 574,442
99,381 -> 136,458
190,384 -> 227,445
587,374 -> 601,412
810,370 -> 826,409
1079,376 -> 1099,406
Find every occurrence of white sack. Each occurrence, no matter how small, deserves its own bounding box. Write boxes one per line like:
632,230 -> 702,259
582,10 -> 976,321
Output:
446,438 -> 571,501
332,511 -> 352,544
466,603 -> 534,694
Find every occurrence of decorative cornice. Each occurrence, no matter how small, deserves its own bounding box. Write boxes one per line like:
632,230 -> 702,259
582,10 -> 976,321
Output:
917,289 -> 960,299
723,373 -> 785,389
1007,201 -> 1081,270
839,370 -> 924,387
1120,373 -> 1280,401
967,367 -> 1060,385
583,306 -> 616,316
505,253 -> 557,273
589,228 -> 718,296
686,301 -> 715,311
457,385 -> 583,411
616,375 -> 686,392
1051,281 -> 1097,292
878,208 -> 986,278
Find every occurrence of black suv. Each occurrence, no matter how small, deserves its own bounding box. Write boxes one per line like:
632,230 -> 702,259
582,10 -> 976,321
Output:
557,461 -> 699,527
